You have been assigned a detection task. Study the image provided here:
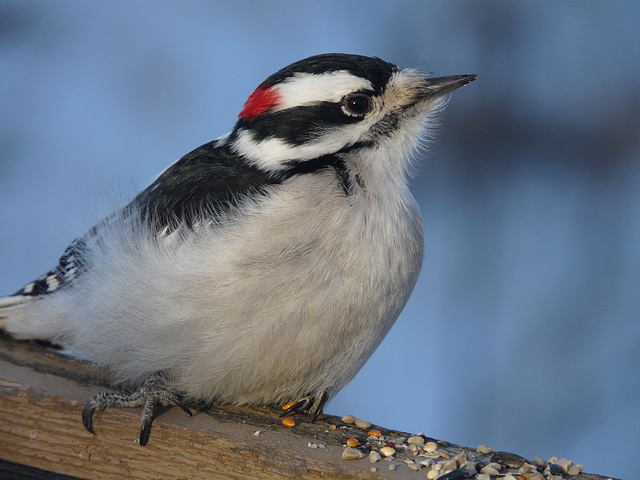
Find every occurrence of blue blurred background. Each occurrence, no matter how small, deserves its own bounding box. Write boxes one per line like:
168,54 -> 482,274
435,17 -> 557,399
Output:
1,1 -> 638,478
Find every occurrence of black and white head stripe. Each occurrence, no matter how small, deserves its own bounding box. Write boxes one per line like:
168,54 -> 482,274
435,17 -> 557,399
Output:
235,54 -> 397,125
256,54 -> 397,97
225,54 -> 475,178
230,54 -> 400,173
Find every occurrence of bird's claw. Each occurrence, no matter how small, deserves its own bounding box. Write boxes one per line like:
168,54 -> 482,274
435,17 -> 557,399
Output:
280,389 -> 328,422
82,373 -> 191,446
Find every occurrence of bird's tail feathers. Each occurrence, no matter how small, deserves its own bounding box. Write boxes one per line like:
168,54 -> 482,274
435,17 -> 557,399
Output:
0,293 -> 29,313
0,295 -> 40,339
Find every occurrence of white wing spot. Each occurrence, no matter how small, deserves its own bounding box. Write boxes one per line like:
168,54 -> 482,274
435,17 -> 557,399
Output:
64,267 -> 77,280
46,275 -> 60,291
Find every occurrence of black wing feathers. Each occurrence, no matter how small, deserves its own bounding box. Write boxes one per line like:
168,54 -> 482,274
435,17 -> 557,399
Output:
133,140 -> 277,229
12,138 -> 350,298
12,140 -> 280,298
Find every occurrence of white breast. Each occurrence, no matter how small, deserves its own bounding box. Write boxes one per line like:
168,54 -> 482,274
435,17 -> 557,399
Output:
171,171 -> 424,404
22,169 -> 424,406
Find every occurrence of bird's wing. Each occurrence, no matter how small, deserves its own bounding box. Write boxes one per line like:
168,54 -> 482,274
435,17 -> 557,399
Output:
6,139 -> 279,300
132,139 -> 278,230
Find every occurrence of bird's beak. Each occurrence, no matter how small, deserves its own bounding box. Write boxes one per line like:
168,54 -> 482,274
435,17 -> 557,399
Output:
421,74 -> 477,99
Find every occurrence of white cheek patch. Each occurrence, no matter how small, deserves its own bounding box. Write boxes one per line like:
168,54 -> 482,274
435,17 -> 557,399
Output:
232,122 -> 374,173
271,71 -> 373,112
232,130 -> 301,171
231,71 -> 380,172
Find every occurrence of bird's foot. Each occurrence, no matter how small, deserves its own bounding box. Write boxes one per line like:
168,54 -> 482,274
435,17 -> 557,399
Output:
280,389 -> 328,422
82,373 -> 192,446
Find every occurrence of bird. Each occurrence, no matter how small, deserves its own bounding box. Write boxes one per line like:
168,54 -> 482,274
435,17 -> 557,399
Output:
0,53 -> 475,446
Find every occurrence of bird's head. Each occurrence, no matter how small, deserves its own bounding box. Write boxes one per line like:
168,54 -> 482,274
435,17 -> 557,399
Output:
228,53 -> 475,192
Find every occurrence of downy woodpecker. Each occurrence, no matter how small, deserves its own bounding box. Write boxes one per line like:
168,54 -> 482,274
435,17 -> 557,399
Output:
0,53 -> 475,445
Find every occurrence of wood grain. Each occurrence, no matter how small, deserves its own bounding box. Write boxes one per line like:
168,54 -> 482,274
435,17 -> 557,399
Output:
0,334 -> 618,480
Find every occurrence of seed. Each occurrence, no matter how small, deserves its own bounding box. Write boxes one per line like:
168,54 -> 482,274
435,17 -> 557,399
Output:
355,418 -> 371,429
342,446 -> 364,460
367,429 -> 382,438
549,464 -> 565,476
282,400 -> 296,410
460,461 -> 477,474
555,458 -> 573,473
346,438 -> 359,448
438,470 -> 474,480
380,446 -> 395,457
476,444 -> 493,454
567,465 -> 580,475
282,418 -> 295,427
453,452 -> 467,466
341,414 -> 356,424
480,465 -> 500,475
423,441 -> 437,452
443,458 -> 457,471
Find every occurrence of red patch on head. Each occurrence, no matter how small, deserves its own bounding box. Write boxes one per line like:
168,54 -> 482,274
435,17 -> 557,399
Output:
239,84 -> 279,121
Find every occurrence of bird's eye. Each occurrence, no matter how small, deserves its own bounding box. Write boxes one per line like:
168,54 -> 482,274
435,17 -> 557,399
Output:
344,94 -> 372,116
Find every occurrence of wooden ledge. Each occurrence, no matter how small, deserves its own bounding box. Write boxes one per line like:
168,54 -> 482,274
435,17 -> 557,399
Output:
0,334 -> 617,480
